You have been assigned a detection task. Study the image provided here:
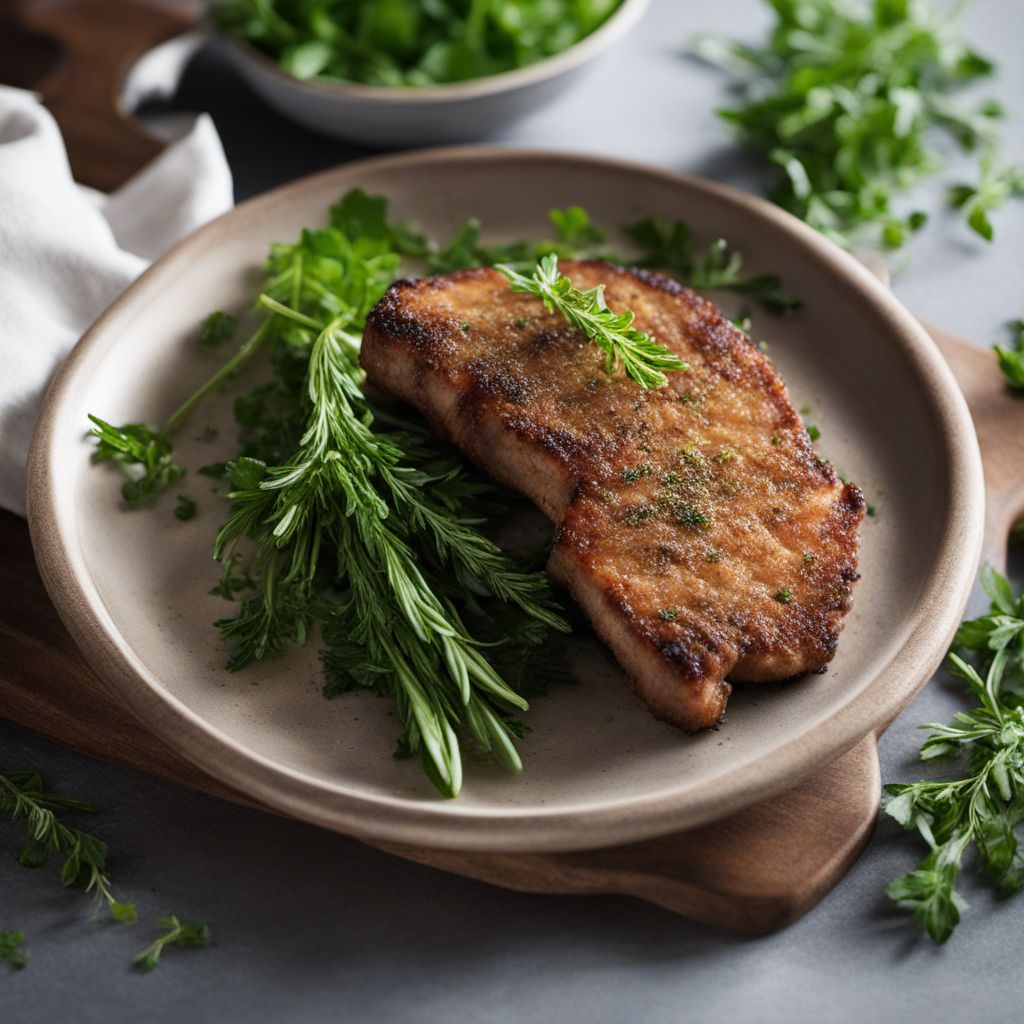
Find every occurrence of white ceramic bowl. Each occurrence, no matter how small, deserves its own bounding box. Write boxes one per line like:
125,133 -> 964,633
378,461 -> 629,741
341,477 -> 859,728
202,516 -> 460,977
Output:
220,0 -> 650,146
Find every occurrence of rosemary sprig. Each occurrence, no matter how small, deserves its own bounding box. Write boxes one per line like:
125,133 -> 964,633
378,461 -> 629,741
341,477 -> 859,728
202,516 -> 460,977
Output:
497,254 -> 689,389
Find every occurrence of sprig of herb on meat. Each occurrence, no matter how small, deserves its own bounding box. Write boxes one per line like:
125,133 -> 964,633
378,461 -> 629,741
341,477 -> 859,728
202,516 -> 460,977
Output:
693,0 -> 1024,249
497,254 -> 689,389
884,564 -> 1024,942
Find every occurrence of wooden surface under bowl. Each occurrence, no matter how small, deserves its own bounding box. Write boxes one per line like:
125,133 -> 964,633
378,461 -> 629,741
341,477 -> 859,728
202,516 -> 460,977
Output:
26,149 -> 985,853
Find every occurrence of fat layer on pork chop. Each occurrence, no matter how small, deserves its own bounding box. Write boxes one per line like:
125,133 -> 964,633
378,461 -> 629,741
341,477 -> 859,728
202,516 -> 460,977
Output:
361,260 -> 864,730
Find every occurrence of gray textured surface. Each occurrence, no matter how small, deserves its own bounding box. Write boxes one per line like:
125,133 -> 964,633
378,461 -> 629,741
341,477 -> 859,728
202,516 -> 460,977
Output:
3,0 -> 1024,1020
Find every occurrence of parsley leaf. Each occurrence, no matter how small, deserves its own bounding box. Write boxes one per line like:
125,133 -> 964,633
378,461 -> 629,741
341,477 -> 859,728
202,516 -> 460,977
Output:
88,416 -> 184,504
624,218 -> 801,311
949,152 -> 1024,242
497,254 -> 689,389
174,495 -> 197,521
197,311 -> 238,349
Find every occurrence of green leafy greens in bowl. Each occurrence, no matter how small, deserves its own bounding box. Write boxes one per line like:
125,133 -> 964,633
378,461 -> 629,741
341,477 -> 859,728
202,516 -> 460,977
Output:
213,0 -> 626,88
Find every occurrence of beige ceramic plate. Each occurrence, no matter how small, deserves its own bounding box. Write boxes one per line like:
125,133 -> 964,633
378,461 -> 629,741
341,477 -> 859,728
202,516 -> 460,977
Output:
28,149 -> 983,853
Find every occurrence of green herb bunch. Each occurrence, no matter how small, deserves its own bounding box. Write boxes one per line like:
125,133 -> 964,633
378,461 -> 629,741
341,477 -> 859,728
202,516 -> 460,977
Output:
93,191 -> 580,799
694,0 -> 1023,249
885,565 -> 1024,942
212,0 -> 623,87
89,194 -> 801,798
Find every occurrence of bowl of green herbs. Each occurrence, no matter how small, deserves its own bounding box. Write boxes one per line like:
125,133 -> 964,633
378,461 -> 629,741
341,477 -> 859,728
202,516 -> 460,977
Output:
210,0 -> 650,145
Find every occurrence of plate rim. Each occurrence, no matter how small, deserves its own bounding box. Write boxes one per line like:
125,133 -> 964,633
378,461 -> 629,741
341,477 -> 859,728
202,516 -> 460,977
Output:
26,146 -> 985,852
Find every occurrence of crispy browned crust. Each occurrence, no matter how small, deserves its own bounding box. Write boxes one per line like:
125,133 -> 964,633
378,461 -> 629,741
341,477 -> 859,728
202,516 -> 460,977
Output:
362,261 -> 864,730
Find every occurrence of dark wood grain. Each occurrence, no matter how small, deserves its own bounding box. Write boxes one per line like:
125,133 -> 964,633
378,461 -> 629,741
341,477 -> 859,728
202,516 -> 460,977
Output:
7,0 -> 196,191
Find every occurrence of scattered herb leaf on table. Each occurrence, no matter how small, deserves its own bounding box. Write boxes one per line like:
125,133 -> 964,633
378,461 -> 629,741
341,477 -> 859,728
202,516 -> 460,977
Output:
885,564 -> 1024,942
693,0 -> 1024,249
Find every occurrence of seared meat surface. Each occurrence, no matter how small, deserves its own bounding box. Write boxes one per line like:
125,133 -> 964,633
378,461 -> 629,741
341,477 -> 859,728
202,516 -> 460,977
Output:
361,261 -> 864,730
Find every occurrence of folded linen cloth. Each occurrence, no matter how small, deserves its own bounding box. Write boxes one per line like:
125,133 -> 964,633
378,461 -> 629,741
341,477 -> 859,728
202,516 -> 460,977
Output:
0,85 -> 233,515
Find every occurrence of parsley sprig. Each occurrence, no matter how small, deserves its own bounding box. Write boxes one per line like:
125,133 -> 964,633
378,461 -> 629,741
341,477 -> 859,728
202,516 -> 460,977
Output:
885,565 -> 1024,942
497,254 -> 689,389
694,0 -> 1024,249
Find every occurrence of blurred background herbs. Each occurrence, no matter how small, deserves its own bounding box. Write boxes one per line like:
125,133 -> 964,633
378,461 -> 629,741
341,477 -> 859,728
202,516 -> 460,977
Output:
693,0 -> 1024,250
213,0 -> 624,87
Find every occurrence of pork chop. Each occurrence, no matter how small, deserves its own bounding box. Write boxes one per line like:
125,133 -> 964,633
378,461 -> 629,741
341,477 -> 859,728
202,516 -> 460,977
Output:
361,261 -> 864,730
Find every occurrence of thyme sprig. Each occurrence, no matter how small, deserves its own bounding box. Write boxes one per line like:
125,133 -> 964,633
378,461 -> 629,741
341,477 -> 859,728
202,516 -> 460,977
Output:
497,254 -> 689,389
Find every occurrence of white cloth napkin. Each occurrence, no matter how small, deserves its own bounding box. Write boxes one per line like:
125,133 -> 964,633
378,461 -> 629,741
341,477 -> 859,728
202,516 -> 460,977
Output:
0,85 -> 233,515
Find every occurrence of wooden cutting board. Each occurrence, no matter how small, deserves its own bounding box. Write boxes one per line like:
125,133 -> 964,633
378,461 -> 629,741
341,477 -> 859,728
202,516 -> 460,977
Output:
2,0 -> 1022,934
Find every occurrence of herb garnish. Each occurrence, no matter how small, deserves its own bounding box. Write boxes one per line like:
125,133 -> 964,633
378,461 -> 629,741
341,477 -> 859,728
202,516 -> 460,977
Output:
498,254 -> 688,389
197,311 -> 238,349
93,191 -> 569,800
133,916 -> 211,971
212,0 -> 623,88
995,318 -> 1024,390
0,770 -> 136,924
694,0 -> 1024,249
625,218 -> 801,311
88,417 -> 184,504
0,930 -> 27,969
884,564 -> 1024,942
174,495 -> 197,521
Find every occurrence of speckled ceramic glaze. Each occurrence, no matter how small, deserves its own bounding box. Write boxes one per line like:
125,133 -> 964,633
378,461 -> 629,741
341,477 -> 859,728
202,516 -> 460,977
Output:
27,149 -> 984,853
